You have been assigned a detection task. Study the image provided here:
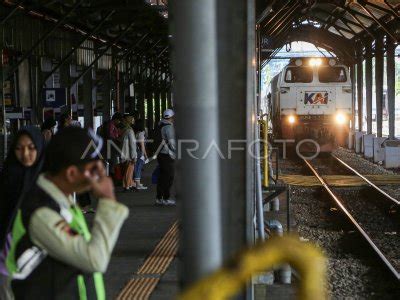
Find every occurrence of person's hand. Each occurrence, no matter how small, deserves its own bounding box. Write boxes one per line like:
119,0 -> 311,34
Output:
84,161 -> 116,201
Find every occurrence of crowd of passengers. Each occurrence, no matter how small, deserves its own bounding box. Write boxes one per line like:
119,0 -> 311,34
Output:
0,108 -> 176,299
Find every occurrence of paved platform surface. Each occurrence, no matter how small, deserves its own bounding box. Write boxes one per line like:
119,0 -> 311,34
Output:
97,162 -> 294,299
101,163 -> 179,299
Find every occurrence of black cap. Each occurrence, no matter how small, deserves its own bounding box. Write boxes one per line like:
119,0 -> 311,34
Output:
45,127 -> 103,174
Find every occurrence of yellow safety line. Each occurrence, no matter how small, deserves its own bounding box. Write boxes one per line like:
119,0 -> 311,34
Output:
117,221 -> 179,300
137,223 -> 178,273
145,232 -> 178,274
138,224 -> 178,274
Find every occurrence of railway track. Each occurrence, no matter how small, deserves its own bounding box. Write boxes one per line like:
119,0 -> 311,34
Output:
302,155 -> 400,281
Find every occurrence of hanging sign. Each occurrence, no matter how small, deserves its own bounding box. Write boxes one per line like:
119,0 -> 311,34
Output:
42,88 -> 67,108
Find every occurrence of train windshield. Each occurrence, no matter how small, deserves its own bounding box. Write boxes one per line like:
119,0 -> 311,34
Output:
284,67 -> 313,83
318,66 -> 347,83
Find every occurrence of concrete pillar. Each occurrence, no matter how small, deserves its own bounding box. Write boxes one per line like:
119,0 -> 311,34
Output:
146,78 -> 154,131
102,74 -> 111,122
365,45 -> 373,134
29,57 -> 40,124
356,54 -> 363,131
350,65 -> 356,131
386,38 -> 396,140
349,65 -> 356,149
59,64 -> 71,114
171,0 -> 223,286
136,79 -> 144,121
114,67 -> 120,112
166,89 -> 172,108
160,82 -> 167,114
375,38 -> 384,137
119,72 -> 126,113
217,0 -> 256,284
83,69 -> 94,128
154,79 -> 161,125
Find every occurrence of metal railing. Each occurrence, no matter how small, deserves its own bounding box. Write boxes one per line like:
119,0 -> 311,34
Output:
179,235 -> 326,300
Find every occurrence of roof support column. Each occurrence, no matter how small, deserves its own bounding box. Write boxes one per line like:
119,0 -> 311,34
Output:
154,71 -> 161,125
365,44 -> 373,134
102,74 -> 111,122
160,80 -> 167,115
386,38 -> 396,139
350,65 -> 356,134
59,64 -> 71,115
119,71 -> 127,114
115,66 -> 121,113
171,0 -> 222,286
217,1 -> 256,299
146,75 -> 154,132
83,69 -> 94,128
136,63 -> 145,121
375,38 -> 384,137
166,88 -> 172,108
356,52 -> 364,131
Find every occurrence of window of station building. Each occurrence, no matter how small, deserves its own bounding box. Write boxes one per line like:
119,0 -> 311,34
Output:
318,66 -> 347,83
284,67 -> 313,83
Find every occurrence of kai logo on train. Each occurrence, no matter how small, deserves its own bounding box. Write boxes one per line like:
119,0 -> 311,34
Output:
304,91 -> 328,105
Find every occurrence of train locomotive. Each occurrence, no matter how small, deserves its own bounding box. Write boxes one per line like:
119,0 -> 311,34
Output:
268,57 -> 352,152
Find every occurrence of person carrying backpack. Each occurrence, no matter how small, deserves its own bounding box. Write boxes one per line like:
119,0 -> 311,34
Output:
155,109 -> 176,206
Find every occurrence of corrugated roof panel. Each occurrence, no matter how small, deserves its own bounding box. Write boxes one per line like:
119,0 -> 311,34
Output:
363,5 -> 388,19
343,11 -> 374,28
346,23 -> 364,34
328,27 -> 341,36
340,30 -> 355,39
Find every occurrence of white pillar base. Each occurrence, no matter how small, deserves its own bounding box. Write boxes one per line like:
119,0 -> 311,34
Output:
373,137 -> 386,163
348,131 -> 354,150
362,134 -> 375,158
384,140 -> 400,169
355,131 -> 364,153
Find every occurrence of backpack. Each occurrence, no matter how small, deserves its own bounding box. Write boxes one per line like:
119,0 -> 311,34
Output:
151,122 -> 170,155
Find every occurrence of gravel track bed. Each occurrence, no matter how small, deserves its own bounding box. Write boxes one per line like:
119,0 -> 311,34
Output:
333,148 -> 394,175
333,148 -> 400,201
306,158 -> 400,275
334,188 -> 400,272
286,159 -> 400,299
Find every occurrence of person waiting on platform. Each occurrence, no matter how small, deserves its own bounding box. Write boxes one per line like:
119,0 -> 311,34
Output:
134,119 -> 148,190
7,127 -> 129,299
0,126 -> 45,300
96,112 -> 123,173
41,117 -> 57,143
57,113 -> 72,132
120,113 -> 137,192
155,109 -> 176,206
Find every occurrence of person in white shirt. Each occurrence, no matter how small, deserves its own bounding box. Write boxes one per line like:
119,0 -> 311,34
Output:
134,119 -> 148,190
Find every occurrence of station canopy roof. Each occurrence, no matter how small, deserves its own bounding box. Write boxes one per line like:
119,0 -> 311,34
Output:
257,0 -> 400,64
2,1 -> 399,66
1,0 -> 170,64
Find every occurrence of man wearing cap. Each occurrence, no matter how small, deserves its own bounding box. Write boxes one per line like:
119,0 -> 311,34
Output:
155,109 -> 176,206
7,127 -> 129,299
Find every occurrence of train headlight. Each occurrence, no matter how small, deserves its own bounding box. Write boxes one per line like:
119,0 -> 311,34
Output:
309,58 -> 322,67
288,115 -> 296,124
335,113 -> 346,125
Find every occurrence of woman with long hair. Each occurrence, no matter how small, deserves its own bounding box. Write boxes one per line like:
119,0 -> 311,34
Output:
134,119 -> 148,190
120,114 -> 137,191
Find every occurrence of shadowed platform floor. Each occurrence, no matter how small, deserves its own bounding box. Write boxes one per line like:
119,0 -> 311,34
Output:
101,163 -> 179,299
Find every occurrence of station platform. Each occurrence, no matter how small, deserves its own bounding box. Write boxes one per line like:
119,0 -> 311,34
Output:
102,163 -> 179,299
